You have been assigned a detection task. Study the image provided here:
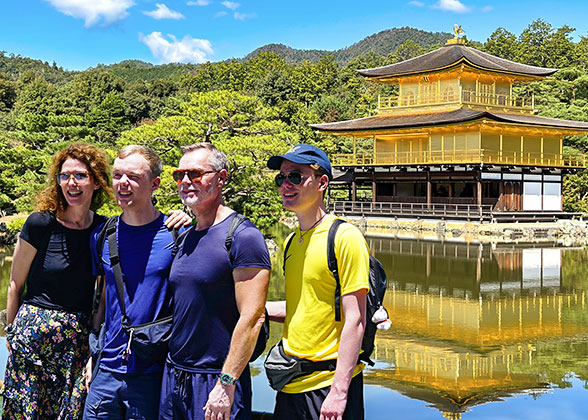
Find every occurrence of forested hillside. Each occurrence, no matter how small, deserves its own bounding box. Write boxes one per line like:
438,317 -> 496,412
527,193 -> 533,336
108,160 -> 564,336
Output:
245,27 -> 452,64
1,19 -> 587,229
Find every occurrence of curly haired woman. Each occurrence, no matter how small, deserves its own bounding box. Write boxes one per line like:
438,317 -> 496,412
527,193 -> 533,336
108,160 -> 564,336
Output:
2,142 -> 112,419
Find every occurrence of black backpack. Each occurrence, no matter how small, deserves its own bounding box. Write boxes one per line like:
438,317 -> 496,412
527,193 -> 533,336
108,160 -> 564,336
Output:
283,218 -> 388,366
171,212 -> 269,362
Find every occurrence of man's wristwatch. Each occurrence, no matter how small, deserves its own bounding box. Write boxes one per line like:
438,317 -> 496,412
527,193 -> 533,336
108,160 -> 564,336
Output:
219,373 -> 237,386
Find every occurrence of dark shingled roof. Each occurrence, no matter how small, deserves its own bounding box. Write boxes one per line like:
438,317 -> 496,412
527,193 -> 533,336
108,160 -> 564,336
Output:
358,44 -> 558,78
310,109 -> 588,132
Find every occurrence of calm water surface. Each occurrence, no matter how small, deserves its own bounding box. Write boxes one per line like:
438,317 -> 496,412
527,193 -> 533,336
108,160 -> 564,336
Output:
1,238 -> 588,419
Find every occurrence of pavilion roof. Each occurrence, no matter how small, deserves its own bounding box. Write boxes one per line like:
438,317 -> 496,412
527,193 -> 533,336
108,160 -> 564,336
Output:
310,109 -> 588,133
358,44 -> 558,79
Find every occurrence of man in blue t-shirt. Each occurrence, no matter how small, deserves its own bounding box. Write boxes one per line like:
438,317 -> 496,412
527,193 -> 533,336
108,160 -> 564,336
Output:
84,145 -> 190,420
159,143 -> 270,420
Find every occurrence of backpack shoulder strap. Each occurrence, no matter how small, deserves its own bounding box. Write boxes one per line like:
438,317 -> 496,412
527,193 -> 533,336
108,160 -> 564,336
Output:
281,232 -> 296,275
171,227 -> 190,259
102,217 -> 129,324
327,219 -> 346,322
95,216 -> 118,276
225,213 -> 248,265
91,216 -> 117,315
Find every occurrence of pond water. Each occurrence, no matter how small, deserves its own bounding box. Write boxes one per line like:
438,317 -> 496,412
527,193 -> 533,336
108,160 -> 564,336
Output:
1,237 -> 588,419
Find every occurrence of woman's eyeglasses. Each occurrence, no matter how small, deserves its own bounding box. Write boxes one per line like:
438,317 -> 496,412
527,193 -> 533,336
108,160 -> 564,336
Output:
172,169 -> 218,184
56,172 -> 90,184
274,172 -> 305,187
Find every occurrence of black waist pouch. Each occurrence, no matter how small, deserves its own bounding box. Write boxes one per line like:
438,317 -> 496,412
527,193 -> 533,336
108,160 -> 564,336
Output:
264,340 -> 337,391
122,315 -> 173,364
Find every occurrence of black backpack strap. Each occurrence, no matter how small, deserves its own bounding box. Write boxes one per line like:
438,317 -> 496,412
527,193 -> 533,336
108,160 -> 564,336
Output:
102,217 -> 130,326
282,232 -> 296,275
95,216 -> 118,276
91,276 -> 105,315
171,227 -> 189,259
327,219 -> 346,322
92,216 -> 117,315
225,213 -> 248,265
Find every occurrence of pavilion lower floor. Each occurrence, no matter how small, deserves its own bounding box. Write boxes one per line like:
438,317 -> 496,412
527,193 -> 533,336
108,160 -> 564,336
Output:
329,165 -> 574,221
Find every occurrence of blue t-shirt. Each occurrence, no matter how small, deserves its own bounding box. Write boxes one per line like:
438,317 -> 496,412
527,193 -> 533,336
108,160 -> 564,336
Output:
168,213 -> 270,371
90,213 -> 175,374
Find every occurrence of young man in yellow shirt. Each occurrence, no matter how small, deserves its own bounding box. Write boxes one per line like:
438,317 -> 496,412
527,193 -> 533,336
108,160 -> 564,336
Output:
266,144 -> 369,420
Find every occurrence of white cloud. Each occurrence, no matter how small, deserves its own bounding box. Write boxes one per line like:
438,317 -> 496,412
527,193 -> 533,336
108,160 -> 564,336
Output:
481,5 -> 493,12
139,32 -> 213,64
215,10 -> 228,17
234,12 -> 254,20
187,0 -> 210,5
221,1 -> 239,10
43,0 -> 134,27
408,1 -> 425,6
433,0 -> 471,13
144,3 -> 184,19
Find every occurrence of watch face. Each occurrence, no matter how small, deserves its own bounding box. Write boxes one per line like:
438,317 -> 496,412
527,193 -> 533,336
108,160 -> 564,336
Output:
220,373 -> 236,385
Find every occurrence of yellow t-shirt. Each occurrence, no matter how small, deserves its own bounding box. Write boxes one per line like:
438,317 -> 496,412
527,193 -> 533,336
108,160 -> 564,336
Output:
281,215 -> 370,393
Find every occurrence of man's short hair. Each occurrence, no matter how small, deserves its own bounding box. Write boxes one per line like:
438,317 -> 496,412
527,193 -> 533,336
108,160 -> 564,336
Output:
118,145 -> 162,179
181,142 -> 229,173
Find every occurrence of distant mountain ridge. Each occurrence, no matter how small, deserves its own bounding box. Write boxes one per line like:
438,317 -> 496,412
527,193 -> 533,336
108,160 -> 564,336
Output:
0,27 -> 454,82
245,27 -> 453,64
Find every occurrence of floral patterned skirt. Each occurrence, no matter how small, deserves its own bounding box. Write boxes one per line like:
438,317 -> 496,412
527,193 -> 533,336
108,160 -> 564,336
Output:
1,303 -> 90,420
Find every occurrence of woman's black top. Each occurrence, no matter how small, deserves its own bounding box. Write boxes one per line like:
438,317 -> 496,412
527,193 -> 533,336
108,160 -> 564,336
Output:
20,211 -> 107,314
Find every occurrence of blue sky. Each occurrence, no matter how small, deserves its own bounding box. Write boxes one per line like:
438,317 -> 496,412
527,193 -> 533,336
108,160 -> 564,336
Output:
1,0 -> 588,71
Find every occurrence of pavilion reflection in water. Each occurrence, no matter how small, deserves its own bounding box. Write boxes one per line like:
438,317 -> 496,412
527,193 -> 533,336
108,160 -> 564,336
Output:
364,238 -> 588,419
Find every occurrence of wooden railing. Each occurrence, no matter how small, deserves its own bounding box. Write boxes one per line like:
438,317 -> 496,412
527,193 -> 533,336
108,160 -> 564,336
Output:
332,150 -> 586,168
331,201 -> 493,221
378,90 -> 534,111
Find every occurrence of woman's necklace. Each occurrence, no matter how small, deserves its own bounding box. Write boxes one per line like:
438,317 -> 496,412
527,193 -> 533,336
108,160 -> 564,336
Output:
298,214 -> 327,245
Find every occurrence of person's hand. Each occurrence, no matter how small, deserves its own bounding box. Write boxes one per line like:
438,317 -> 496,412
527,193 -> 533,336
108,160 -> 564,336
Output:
203,382 -> 235,420
319,388 -> 347,420
165,209 -> 192,229
85,358 -> 93,390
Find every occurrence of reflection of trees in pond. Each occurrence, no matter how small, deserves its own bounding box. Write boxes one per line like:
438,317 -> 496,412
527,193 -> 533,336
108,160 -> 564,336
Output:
510,337 -> 588,388
561,247 -> 588,290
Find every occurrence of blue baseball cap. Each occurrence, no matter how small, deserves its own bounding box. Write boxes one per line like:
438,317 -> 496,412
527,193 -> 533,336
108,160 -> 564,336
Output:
267,144 -> 333,179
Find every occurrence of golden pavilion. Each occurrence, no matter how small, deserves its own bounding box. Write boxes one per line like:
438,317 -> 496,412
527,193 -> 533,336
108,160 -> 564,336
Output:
312,36 -> 588,222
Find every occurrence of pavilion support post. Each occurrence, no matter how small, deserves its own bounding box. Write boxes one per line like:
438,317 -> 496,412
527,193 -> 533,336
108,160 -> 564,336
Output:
499,180 -> 504,211
477,179 -> 482,207
371,171 -> 376,204
352,180 -> 356,202
427,172 -> 432,209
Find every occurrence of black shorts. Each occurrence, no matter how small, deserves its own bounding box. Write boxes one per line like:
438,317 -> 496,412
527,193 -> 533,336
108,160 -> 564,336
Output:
274,373 -> 364,420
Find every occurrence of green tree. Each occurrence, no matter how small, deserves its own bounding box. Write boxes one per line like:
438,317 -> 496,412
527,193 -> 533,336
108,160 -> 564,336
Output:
484,28 -> 520,61
395,40 -> 425,62
0,73 -> 16,113
69,69 -> 124,114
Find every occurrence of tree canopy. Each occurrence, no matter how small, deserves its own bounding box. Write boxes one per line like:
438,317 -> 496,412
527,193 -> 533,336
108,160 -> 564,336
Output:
1,20 -> 588,224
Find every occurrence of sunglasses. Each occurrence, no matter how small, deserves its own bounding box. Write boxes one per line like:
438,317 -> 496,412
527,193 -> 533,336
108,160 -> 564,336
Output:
172,169 -> 218,184
274,172 -> 306,187
56,172 -> 90,184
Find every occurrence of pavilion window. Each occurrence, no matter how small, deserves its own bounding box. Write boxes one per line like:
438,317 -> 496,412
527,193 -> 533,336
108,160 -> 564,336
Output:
403,90 -> 416,106
442,87 -> 455,102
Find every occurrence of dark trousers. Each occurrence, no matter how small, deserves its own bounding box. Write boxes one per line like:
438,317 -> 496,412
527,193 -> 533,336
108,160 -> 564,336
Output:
159,362 -> 252,420
274,373 -> 364,420
83,368 -> 163,420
